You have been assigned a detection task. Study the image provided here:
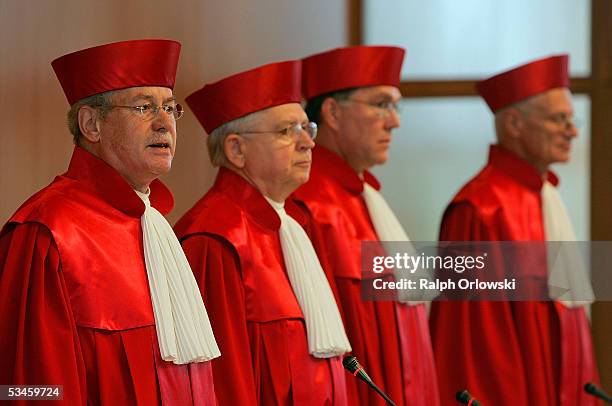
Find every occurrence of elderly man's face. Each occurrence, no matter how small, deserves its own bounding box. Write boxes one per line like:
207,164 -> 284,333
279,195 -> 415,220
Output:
97,86 -> 177,190
335,85 -> 402,173
518,88 -> 578,169
241,103 -> 314,198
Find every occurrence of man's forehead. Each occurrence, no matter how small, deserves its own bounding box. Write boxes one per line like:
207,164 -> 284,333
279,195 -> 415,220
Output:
353,85 -> 402,100
531,87 -> 573,111
259,102 -> 307,123
114,86 -> 175,101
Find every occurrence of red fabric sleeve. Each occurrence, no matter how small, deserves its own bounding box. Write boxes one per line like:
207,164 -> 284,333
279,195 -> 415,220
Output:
181,234 -> 257,405
0,223 -> 86,403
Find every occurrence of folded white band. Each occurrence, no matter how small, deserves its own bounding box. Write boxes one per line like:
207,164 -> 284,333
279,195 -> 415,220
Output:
362,183 -> 437,304
137,190 -> 220,364
266,197 -> 351,358
542,182 -> 594,307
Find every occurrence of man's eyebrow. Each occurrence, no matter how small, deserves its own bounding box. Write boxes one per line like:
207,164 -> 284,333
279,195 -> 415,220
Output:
130,94 -> 155,103
276,119 -> 295,128
378,94 -> 394,99
129,94 -> 176,103
369,93 -> 397,101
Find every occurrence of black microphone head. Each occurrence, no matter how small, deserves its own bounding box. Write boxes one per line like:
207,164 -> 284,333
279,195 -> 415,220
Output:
342,355 -> 392,404
342,355 -> 359,373
584,382 -> 597,394
584,382 -> 612,403
456,390 -> 471,403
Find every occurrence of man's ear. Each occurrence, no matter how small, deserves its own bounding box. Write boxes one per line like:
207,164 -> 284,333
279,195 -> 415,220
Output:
78,106 -> 102,143
501,108 -> 524,139
224,134 -> 247,168
320,97 -> 341,131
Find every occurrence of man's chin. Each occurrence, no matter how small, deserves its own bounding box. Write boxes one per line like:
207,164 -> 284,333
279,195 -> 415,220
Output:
149,163 -> 173,178
553,152 -> 571,164
373,153 -> 389,166
296,173 -> 310,187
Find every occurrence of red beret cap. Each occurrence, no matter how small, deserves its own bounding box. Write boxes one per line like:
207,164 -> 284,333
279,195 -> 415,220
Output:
302,45 -> 405,99
186,60 -> 302,134
476,54 -> 569,112
52,39 -> 181,105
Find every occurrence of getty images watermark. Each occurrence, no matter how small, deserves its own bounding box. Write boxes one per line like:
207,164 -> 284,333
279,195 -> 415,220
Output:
369,250 -> 515,291
360,241 -> 608,302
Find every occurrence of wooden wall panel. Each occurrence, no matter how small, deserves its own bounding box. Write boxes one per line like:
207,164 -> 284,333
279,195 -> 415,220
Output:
590,0 -> 612,392
0,0 -> 347,224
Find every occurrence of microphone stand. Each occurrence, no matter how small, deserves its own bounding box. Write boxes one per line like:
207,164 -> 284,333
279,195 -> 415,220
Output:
342,356 -> 396,405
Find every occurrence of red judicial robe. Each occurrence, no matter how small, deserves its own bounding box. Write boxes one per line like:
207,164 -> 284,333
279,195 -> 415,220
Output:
430,145 -> 599,405
293,146 -> 440,406
174,167 -> 347,406
0,147 -> 216,405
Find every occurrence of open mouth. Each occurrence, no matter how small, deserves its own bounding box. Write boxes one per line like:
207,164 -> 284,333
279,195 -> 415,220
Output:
148,142 -> 171,149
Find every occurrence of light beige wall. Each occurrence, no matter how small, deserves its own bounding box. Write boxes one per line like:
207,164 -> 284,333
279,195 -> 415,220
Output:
0,0 -> 347,224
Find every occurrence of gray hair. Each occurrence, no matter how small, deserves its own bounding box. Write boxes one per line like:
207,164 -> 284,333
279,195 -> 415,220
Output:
66,90 -> 116,146
207,110 -> 261,167
494,92 -> 546,119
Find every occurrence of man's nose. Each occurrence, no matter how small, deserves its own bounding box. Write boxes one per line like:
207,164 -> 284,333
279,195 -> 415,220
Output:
152,108 -> 174,132
297,129 -> 315,150
385,108 -> 401,130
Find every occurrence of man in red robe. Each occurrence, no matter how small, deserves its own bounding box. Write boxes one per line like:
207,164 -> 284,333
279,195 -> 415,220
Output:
0,40 -> 219,405
293,46 -> 440,406
175,60 -> 351,405
430,54 -> 600,405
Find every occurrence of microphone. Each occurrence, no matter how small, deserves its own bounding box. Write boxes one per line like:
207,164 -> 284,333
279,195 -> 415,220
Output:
584,382 -> 612,403
456,389 -> 483,406
342,355 -> 396,406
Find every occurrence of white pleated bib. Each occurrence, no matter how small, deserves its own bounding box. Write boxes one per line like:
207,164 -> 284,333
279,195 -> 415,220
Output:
542,182 -> 594,308
136,189 -> 220,364
362,183 -> 437,303
266,197 -> 351,358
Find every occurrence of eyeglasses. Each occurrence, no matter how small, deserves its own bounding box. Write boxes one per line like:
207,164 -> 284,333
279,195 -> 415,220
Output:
238,122 -> 318,144
343,99 -> 401,117
107,103 -> 184,121
544,112 -> 580,130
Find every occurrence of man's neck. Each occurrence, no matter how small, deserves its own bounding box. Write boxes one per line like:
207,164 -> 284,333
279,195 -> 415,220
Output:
226,166 -> 289,202
315,129 -> 366,175
78,143 -> 152,193
496,142 -> 548,176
